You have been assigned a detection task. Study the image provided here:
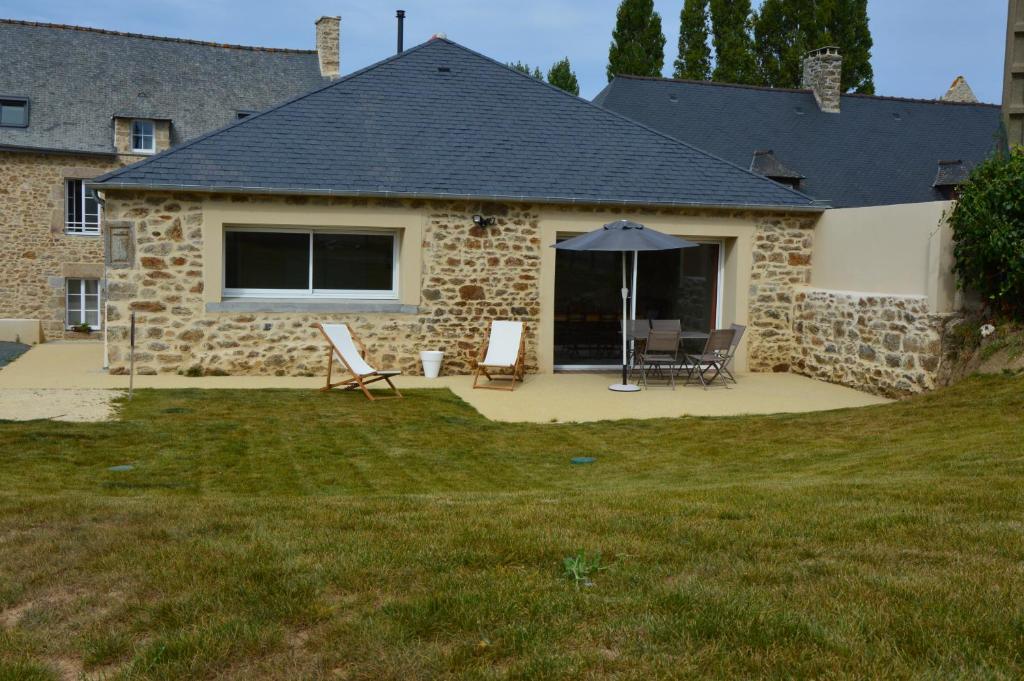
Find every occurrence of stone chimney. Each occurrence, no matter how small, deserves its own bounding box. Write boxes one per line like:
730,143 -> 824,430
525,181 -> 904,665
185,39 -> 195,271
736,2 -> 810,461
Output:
801,46 -> 843,113
316,16 -> 341,79
941,76 -> 979,103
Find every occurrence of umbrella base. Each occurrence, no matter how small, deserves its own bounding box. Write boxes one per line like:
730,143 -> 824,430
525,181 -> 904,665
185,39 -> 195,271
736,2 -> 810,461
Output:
609,383 -> 642,393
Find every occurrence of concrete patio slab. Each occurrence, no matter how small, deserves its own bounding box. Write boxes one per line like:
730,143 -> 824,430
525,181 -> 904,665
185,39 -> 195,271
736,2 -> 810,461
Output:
0,342 -> 890,422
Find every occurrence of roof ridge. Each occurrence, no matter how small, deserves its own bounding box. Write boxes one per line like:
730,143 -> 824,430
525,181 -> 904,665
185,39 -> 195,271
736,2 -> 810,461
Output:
438,42 -> 818,206
611,74 -> 1000,108
844,91 -> 999,108
0,17 -> 316,54
612,74 -> 812,95
91,38 -> 442,186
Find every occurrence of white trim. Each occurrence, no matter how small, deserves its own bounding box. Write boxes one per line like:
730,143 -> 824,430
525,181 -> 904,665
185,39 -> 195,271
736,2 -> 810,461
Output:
222,226 -> 400,300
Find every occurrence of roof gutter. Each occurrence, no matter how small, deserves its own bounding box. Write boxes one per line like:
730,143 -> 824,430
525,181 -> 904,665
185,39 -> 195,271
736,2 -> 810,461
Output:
85,181 -> 829,213
0,143 -> 117,157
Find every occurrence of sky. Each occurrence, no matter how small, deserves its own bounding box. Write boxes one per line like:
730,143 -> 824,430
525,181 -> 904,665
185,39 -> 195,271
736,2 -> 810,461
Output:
9,1 -> 1009,103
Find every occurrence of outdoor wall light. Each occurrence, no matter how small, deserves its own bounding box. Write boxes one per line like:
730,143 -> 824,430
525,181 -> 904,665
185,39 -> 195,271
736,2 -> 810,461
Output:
471,215 -> 496,228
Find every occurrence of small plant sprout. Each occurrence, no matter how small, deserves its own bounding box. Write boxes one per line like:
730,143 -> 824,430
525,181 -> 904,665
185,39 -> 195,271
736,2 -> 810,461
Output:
562,551 -> 607,588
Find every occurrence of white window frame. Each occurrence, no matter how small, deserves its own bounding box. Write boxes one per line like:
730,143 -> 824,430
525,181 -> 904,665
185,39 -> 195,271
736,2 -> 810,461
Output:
64,179 -> 101,235
66,278 -> 102,330
131,119 -> 156,153
223,227 -> 400,300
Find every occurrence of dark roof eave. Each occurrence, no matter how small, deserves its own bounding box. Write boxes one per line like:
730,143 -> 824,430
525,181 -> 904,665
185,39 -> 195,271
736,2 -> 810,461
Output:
0,143 -> 116,157
87,181 -> 829,213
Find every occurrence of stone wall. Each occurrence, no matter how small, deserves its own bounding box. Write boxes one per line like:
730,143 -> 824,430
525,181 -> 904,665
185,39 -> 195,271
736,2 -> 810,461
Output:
99,189 -> 819,378
0,151 -> 120,340
747,216 -> 815,372
792,288 -> 946,397
101,192 -> 542,376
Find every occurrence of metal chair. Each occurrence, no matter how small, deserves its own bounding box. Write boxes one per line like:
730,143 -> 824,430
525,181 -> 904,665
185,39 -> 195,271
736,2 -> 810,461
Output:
684,328 -> 736,390
626,319 -> 650,381
639,329 -> 681,390
720,324 -> 746,383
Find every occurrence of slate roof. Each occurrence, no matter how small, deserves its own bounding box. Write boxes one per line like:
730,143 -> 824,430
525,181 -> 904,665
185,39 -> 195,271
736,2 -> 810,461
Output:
593,76 -> 1005,208
90,39 -> 819,211
0,19 -> 327,155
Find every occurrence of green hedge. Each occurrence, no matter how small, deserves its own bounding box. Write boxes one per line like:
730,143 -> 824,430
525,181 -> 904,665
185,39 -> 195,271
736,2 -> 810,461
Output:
949,148 -> 1024,319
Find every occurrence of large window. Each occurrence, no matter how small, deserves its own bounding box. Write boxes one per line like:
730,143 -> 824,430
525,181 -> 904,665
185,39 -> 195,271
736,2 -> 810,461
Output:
224,228 -> 398,298
65,179 -> 101,235
66,278 -> 101,329
131,119 -> 155,153
0,97 -> 28,127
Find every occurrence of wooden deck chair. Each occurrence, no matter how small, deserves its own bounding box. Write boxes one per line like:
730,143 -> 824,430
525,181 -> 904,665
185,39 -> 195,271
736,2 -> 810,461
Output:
473,320 -> 526,391
317,323 -> 402,401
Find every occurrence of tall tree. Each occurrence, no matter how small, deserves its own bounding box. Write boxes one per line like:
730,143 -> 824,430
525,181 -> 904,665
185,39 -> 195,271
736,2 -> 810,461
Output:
673,0 -> 711,80
753,0 -> 874,93
709,0 -> 759,85
607,0 -> 666,81
547,58 -> 580,95
507,61 -> 544,80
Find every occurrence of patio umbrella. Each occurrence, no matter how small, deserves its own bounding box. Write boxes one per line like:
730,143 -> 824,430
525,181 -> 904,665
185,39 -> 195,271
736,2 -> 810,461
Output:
553,220 -> 698,392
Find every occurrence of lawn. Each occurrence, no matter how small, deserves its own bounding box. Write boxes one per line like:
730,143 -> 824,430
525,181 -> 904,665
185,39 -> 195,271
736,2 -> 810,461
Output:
1,376 -> 1022,680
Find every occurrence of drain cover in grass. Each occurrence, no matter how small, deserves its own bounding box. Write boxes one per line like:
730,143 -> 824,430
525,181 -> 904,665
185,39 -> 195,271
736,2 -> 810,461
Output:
571,457 -> 596,465
108,464 -> 134,472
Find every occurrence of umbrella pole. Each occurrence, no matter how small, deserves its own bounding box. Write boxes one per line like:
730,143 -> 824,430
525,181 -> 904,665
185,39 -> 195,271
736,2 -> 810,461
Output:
610,251 -> 641,393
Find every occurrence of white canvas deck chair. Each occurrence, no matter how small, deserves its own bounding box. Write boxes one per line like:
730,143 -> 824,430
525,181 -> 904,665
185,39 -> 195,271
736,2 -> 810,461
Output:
317,323 -> 402,401
473,320 -> 526,391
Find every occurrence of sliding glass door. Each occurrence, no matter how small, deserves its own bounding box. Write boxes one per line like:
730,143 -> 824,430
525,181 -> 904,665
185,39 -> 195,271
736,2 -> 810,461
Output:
553,240 -> 722,368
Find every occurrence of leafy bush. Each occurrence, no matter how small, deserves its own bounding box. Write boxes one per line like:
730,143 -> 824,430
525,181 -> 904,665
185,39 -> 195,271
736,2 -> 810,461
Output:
948,148 -> 1024,318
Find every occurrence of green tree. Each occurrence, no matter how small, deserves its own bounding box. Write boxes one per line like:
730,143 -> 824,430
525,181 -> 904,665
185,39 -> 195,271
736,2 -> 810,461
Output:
949,149 -> 1024,318
673,0 -> 711,80
753,0 -> 874,93
507,61 -> 544,80
547,57 -> 580,95
607,0 -> 666,81
709,0 -> 759,84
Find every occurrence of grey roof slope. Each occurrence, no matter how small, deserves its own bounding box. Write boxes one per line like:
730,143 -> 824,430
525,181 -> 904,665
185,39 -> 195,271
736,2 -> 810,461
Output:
0,19 -> 327,155
593,76 -> 1004,208
90,39 -> 819,211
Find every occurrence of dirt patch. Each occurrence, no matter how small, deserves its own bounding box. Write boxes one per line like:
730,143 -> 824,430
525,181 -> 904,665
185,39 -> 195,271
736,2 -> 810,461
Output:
0,389 -> 124,422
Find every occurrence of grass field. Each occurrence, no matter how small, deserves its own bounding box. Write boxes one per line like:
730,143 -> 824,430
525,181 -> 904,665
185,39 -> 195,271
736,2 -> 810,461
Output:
1,375 -> 1022,680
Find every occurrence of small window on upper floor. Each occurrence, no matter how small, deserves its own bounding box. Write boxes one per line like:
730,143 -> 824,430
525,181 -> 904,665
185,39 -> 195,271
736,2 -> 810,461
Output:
0,97 -> 29,127
131,119 -> 155,153
236,110 -> 257,120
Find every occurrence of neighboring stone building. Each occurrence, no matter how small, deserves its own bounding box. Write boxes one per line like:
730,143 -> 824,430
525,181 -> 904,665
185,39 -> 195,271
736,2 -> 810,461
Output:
0,17 -> 339,342
1005,0 -> 1024,146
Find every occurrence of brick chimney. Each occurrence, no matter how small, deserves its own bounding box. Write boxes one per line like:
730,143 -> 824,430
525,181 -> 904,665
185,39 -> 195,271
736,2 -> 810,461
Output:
316,16 -> 341,79
801,46 -> 842,113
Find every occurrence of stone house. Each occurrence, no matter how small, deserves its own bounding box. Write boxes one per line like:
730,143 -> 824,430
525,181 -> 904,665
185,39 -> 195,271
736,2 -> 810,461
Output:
0,17 -> 340,342
85,37 -> 1001,397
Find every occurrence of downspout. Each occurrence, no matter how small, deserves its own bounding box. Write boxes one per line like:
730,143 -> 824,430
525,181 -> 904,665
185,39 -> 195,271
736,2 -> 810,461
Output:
95,190 -> 109,370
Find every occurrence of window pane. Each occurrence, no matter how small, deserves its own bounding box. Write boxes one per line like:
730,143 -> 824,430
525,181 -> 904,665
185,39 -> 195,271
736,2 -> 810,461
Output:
313,233 -> 394,291
85,310 -> 100,327
83,280 -> 99,295
0,101 -> 27,126
67,278 -> 82,296
66,180 -> 82,225
225,231 -> 310,290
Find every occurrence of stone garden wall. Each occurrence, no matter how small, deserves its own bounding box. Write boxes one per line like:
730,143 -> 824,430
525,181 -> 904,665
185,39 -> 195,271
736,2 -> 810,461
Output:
792,288 -> 946,397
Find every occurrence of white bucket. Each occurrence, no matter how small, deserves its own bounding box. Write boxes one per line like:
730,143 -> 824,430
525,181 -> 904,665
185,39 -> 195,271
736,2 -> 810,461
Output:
420,350 -> 444,378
